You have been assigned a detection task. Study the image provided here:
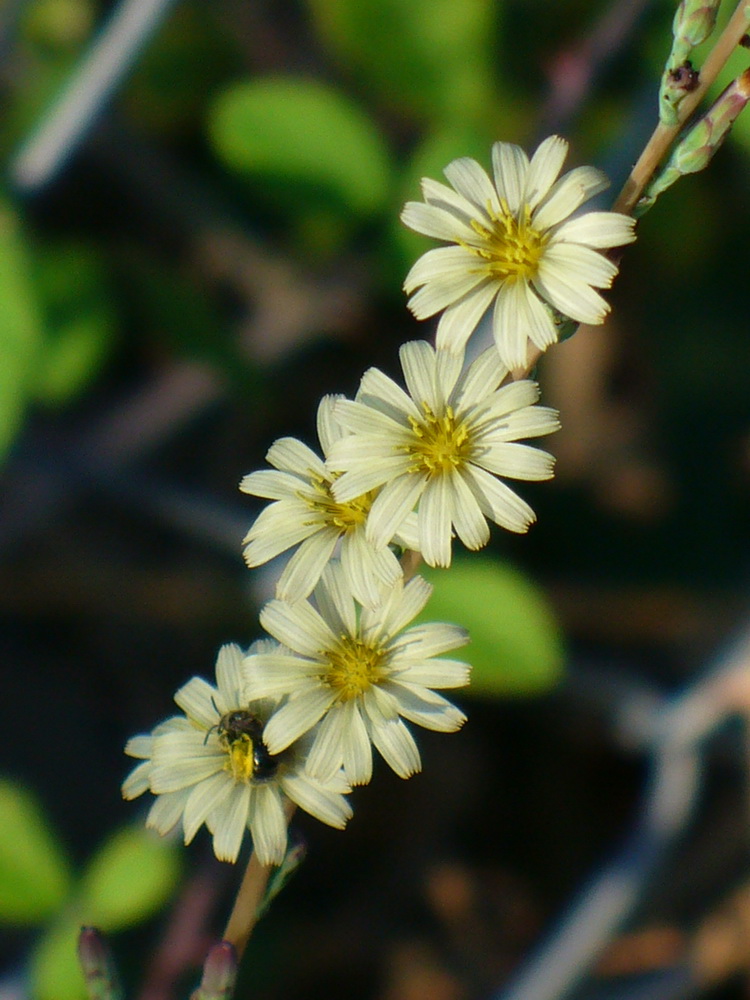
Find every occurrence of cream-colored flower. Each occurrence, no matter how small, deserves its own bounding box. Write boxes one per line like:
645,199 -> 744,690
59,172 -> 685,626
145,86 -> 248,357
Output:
326,340 -> 559,568
241,395 -> 412,608
245,563 -> 470,786
122,643 -> 352,865
401,135 -> 636,369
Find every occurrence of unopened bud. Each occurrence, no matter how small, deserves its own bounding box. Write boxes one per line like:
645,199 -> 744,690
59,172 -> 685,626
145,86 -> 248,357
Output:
190,942 -> 238,1000
672,0 -> 721,56
659,0 -> 721,125
77,928 -> 123,1000
639,68 -> 750,215
674,68 -> 750,172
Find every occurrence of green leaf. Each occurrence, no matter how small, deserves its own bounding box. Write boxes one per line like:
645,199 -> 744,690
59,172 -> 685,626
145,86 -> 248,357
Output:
29,914 -> 86,1000
306,0 -> 497,123
0,203 -> 44,464
208,77 -> 392,219
0,778 -> 72,925
418,558 -> 564,697
77,826 -> 180,932
31,241 -> 116,406
34,311 -> 115,406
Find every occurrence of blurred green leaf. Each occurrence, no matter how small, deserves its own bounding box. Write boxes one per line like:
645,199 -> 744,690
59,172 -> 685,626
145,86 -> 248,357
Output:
30,915 -> 85,1000
35,313 -> 115,405
0,778 -> 72,924
0,203 -> 43,464
306,0 -> 497,123
208,77 -> 393,219
23,0 -> 94,51
32,242 -> 116,406
78,826 -> 180,932
419,558 -> 564,696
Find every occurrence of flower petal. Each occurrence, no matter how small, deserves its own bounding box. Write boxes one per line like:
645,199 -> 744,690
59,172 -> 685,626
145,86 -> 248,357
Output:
491,141 -> 529,213
276,529 -> 339,604
210,783 -> 251,862
280,771 -> 352,829
532,165 -> 609,231
434,280 -> 498,355
248,784 -> 287,867
262,687 -> 337,754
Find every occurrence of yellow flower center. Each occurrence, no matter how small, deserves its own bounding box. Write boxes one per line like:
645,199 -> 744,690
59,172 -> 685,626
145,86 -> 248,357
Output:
303,474 -> 374,533
325,636 -> 385,700
406,404 -> 472,477
466,200 -> 548,280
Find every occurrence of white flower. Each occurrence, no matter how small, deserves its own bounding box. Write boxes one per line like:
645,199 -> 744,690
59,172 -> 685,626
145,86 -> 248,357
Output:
401,135 -> 636,369
326,340 -> 559,568
122,643 -> 352,866
241,395 -> 413,608
245,562 -> 470,785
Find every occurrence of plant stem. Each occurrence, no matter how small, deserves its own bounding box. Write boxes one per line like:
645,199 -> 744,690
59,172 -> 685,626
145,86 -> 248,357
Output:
222,853 -> 273,961
612,0 -> 750,214
222,801 -> 297,960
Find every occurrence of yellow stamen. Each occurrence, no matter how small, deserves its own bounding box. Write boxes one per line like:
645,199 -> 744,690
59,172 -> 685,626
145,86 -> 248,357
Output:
301,474 -> 374,532
325,636 -> 385,700
463,199 -> 547,280
406,403 -> 472,477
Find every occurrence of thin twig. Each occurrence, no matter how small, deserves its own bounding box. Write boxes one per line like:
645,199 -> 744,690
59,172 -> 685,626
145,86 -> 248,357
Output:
222,801 -> 297,960
222,853 -> 274,961
10,0 -> 179,190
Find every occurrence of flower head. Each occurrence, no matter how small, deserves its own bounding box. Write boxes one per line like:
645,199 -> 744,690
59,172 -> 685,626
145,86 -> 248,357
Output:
122,643 -> 352,865
241,395 -> 411,608
245,562 -> 470,785
401,135 -> 636,369
326,340 -> 559,568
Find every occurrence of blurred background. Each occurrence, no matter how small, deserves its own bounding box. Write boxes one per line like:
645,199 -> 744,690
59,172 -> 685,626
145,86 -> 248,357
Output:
2,0 -> 750,998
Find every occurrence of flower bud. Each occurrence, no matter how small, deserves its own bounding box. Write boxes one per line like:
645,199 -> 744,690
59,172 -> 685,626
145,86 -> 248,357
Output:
190,942 -> 238,1000
77,927 -> 123,1000
659,0 -> 721,125
639,68 -> 750,215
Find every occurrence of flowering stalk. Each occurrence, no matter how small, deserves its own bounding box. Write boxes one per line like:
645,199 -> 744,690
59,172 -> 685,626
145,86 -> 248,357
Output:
639,68 -> 750,215
613,0 -> 750,217
659,0 -> 721,126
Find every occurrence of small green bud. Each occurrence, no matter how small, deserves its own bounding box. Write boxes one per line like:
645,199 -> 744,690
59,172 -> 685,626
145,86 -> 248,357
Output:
643,68 -> 750,213
659,0 -> 721,125
672,0 -> 721,54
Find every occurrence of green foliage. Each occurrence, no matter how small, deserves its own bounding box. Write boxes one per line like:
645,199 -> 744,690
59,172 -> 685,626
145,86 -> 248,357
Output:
0,203 -> 44,467
419,558 -> 564,697
32,241 -> 117,406
306,0 -> 497,123
78,826 -> 181,932
0,777 -> 179,999
0,779 -> 72,924
208,77 -> 393,220
30,918 -> 85,1000
27,825 -> 180,1000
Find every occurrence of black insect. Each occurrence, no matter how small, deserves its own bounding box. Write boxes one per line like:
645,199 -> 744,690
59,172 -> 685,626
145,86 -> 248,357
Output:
214,709 -> 279,782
